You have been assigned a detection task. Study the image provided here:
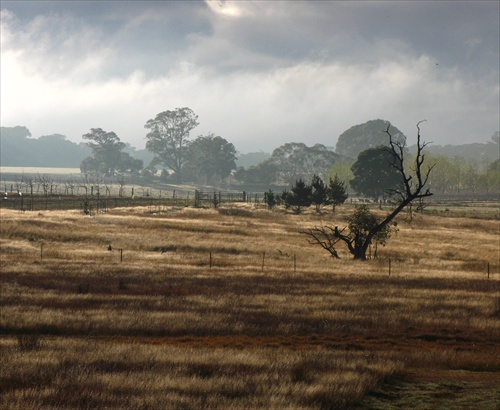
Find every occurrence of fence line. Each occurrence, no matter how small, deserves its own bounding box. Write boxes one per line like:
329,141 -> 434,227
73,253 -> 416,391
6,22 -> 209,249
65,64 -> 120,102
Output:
7,241 -> 498,278
0,190 -> 264,212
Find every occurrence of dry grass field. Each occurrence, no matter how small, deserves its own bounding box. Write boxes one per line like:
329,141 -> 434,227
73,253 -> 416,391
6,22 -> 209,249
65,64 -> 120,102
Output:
0,202 -> 499,409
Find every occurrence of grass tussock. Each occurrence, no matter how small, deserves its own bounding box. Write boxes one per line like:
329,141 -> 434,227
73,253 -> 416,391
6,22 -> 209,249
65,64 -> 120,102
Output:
0,202 -> 499,408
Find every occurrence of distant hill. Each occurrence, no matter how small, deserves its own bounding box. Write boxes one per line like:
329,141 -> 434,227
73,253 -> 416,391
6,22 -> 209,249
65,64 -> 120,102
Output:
235,151 -> 271,169
0,126 -> 153,168
1,126 -> 90,167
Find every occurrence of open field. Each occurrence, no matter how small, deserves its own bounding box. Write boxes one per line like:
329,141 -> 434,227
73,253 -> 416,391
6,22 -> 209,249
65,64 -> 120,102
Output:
1,203 -> 499,409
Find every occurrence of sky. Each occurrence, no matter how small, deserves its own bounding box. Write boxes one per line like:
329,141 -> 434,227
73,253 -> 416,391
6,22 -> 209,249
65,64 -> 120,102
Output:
1,0 -> 499,154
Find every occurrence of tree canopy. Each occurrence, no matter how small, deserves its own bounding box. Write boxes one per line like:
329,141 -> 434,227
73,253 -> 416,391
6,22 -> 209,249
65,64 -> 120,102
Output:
81,128 -> 133,176
350,146 -> 403,201
183,134 -> 237,185
335,119 -> 406,160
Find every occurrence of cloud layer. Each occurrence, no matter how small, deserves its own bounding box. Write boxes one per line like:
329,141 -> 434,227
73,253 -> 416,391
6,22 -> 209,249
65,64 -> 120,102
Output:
1,1 -> 498,153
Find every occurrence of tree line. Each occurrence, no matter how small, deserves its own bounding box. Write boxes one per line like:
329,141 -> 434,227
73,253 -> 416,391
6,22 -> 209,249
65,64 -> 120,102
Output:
2,110 -> 498,201
77,108 -> 498,202
262,174 -> 348,214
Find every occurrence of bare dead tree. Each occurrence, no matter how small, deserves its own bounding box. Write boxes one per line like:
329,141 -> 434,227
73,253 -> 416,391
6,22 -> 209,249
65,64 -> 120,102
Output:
35,174 -> 53,196
79,173 -> 92,196
64,177 -> 77,195
302,121 -> 434,260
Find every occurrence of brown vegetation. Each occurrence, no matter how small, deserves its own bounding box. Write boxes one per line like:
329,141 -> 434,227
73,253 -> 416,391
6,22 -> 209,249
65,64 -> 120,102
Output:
1,203 -> 499,409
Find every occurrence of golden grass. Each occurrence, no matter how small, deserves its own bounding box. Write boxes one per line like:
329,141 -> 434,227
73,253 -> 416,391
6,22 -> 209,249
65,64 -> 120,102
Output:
1,203 -> 499,409
0,337 -> 405,409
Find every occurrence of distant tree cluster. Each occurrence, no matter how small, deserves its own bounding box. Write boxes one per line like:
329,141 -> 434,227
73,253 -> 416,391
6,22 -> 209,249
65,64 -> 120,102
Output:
423,150 -> 499,198
144,108 -> 237,185
81,128 -> 143,176
236,142 -> 342,186
79,108 -> 237,185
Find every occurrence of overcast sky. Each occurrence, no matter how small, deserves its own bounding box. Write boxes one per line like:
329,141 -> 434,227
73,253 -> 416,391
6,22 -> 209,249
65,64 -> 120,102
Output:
1,0 -> 498,153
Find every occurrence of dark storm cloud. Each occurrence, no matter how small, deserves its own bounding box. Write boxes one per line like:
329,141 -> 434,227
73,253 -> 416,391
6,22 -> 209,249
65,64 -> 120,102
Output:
2,0 -> 213,78
3,0 -> 497,77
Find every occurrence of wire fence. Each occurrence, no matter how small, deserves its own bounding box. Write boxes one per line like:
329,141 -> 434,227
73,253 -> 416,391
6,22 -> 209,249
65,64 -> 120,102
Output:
0,190 -> 265,213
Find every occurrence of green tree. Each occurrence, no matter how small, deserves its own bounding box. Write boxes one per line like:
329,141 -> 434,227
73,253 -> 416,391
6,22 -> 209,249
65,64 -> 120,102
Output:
81,128 -> 126,176
117,152 -> 143,175
350,146 -> 403,201
282,179 -> 313,214
345,205 -> 394,259
463,160 -> 480,199
183,134 -> 237,185
327,160 -> 353,191
144,107 -> 199,183
485,159 -> 500,197
264,189 -> 278,210
327,174 -> 348,211
450,156 -> 464,195
310,174 -> 328,213
425,154 -> 453,195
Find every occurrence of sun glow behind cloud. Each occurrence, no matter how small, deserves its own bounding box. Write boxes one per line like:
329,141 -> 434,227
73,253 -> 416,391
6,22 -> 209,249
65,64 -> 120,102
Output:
206,0 -> 243,18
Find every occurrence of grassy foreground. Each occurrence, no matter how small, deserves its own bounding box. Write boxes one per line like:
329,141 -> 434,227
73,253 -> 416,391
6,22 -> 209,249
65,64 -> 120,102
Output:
0,203 -> 499,409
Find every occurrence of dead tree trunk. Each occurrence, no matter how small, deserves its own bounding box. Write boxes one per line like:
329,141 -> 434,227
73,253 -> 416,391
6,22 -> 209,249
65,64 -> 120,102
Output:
303,121 -> 434,260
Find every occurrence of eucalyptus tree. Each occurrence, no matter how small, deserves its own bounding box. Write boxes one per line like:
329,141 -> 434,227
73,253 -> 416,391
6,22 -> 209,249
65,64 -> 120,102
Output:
81,128 -> 126,176
144,107 -> 199,183
183,134 -> 237,185
335,119 -> 406,160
